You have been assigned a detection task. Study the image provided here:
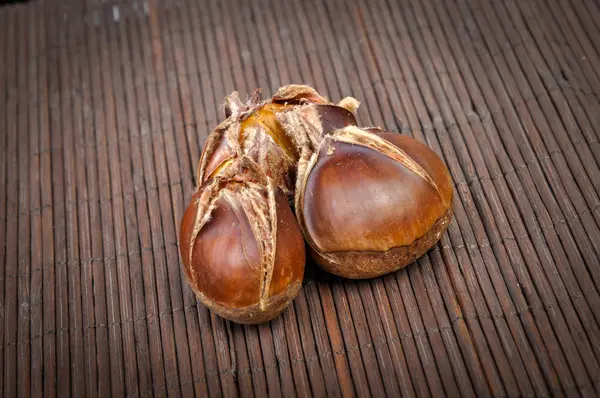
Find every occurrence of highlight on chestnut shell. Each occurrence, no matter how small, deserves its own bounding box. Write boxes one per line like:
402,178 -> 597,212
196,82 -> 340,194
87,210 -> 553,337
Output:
294,126 -> 454,279
179,163 -> 305,324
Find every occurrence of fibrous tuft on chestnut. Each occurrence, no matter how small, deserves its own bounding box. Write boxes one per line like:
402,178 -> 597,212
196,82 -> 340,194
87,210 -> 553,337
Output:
180,84 -> 454,324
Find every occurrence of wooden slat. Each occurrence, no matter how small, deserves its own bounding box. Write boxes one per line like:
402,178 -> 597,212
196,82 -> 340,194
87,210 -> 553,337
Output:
17,5 -> 32,396
73,4 -> 101,396
4,7 -> 19,396
29,5 -> 44,397
0,6 -> 6,396
38,4 -> 57,397
47,5 -> 71,396
61,3 -> 86,395
0,6 -> 9,398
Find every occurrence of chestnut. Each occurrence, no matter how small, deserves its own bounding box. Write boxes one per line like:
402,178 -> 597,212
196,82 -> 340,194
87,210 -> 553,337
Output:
197,85 -> 359,198
294,126 -> 454,279
179,160 -> 305,324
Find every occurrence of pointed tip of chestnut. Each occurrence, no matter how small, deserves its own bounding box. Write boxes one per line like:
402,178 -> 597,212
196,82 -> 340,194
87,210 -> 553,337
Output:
272,84 -> 330,105
336,97 -> 360,114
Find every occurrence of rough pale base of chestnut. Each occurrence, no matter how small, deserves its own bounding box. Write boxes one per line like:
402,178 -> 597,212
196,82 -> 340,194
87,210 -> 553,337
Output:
190,281 -> 303,325
311,205 -> 454,279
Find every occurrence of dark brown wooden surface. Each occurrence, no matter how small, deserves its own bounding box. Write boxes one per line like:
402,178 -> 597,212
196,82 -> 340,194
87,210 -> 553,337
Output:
1,0 -> 600,396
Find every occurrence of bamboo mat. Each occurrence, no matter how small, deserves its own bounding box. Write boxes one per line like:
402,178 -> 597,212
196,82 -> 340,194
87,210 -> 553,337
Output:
1,0 -> 600,396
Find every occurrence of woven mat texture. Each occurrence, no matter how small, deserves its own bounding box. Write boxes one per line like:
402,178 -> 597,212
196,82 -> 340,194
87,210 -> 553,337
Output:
2,0 -> 600,396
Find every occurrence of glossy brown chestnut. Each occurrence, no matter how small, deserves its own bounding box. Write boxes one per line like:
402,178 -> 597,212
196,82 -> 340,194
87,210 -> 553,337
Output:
294,126 -> 454,279
179,163 -> 305,324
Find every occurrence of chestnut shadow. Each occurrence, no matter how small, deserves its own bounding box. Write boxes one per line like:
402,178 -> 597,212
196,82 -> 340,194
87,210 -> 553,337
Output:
302,256 -> 339,286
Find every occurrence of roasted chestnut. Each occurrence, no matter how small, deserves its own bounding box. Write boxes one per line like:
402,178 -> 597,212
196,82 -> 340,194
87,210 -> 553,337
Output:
179,160 -> 305,324
293,125 -> 453,278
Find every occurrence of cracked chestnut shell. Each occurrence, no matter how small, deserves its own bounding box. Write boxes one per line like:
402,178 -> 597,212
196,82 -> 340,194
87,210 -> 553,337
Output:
179,167 -> 305,324
197,85 -> 358,198
295,126 -> 454,279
